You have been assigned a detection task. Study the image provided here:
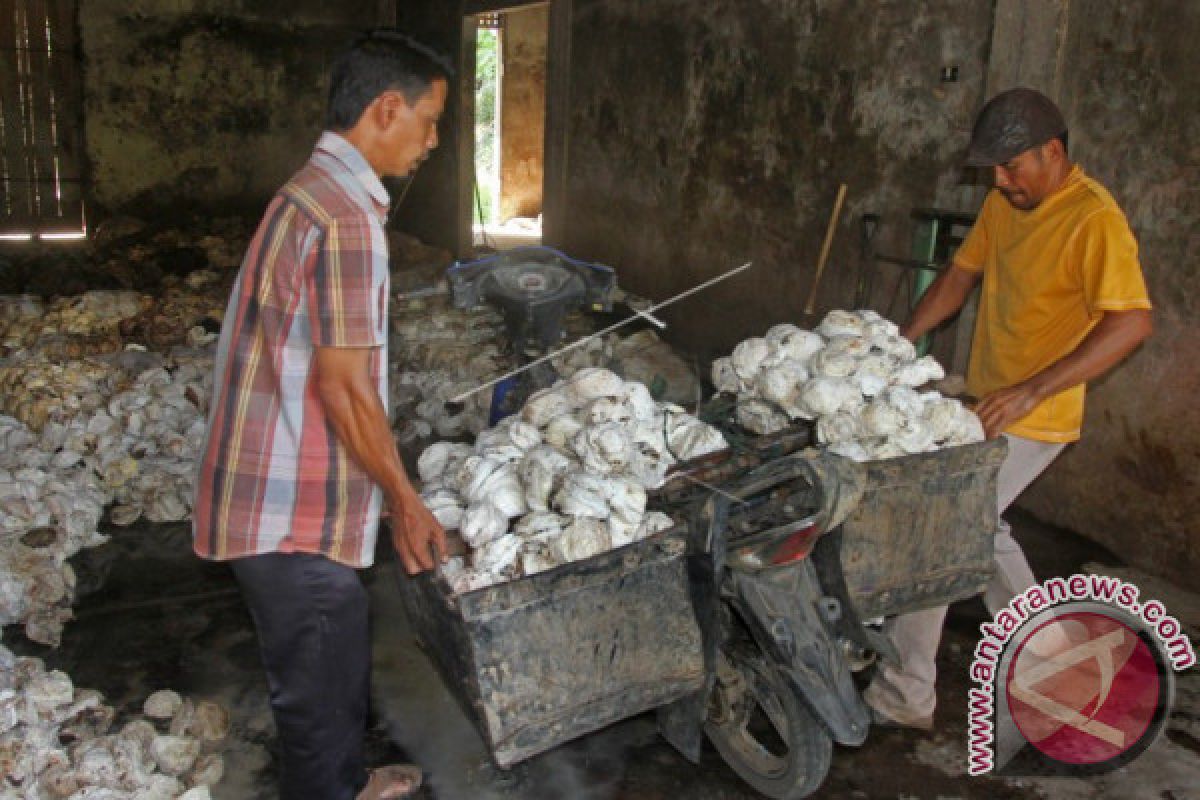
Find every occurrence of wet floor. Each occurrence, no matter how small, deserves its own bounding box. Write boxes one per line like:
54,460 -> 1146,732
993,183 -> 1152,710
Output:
9,510 -> 1199,799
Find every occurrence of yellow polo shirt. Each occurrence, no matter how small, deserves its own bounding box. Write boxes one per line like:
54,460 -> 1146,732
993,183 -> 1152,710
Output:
954,166 -> 1151,443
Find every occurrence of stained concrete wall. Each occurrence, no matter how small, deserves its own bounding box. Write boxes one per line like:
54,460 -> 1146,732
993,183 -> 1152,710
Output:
499,4 -> 547,222
1016,2 -> 1200,586
392,4 -> 466,253
557,0 -> 992,355
66,0 -> 1196,583
551,0 -> 1198,584
79,0 -> 391,220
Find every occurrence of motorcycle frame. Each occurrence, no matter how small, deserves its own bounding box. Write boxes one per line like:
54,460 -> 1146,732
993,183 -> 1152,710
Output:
659,452 -> 871,761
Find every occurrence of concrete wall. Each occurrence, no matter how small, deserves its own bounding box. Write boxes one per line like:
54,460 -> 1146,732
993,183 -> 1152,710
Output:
550,0 -> 1198,584
557,0 -> 992,356
66,0 -> 1197,583
499,4 -> 547,222
1016,1 -> 1200,586
79,0 -> 390,220
392,3 -> 463,253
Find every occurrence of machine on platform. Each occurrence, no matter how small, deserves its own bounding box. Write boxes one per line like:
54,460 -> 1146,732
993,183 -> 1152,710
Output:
447,246 -> 618,422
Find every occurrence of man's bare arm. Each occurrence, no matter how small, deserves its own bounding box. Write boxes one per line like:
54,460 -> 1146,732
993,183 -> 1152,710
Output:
975,308 -> 1152,438
313,346 -> 445,574
900,265 -> 982,342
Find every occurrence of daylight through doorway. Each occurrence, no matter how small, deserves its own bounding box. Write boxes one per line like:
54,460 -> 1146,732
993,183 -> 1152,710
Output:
471,5 -> 546,250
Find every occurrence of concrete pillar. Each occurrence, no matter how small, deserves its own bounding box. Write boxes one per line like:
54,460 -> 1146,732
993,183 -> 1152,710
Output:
986,0 -> 1071,96
952,0 -> 1071,373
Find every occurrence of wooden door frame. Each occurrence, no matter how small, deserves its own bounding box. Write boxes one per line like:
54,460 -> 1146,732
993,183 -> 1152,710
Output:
454,0 -> 568,256
455,13 -> 477,256
541,0 -> 570,248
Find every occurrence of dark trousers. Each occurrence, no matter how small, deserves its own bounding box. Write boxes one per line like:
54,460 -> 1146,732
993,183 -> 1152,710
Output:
231,552 -> 370,800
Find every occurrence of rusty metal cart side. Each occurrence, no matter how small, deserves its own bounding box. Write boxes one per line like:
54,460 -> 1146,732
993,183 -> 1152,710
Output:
396,524 -> 705,768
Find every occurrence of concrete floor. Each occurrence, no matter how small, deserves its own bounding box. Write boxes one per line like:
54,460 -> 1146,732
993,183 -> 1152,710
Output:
11,509 -> 1199,799
472,219 -> 542,251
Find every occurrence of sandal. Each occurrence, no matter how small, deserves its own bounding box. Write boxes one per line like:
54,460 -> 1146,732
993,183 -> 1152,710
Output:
357,764 -> 424,800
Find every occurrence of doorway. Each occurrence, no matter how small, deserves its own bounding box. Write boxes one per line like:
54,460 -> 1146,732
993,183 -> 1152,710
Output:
462,2 -> 549,252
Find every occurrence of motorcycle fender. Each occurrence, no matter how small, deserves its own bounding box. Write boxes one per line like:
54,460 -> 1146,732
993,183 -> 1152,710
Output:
731,564 -> 870,746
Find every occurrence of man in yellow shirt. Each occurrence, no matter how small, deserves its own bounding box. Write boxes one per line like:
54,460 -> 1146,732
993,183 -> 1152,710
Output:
864,88 -> 1153,729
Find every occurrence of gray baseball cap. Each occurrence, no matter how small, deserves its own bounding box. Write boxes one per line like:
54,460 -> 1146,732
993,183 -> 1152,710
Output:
965,88 -> 1067,167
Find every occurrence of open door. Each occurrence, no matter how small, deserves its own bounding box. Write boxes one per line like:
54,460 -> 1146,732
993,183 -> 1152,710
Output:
460,1 -> 562,253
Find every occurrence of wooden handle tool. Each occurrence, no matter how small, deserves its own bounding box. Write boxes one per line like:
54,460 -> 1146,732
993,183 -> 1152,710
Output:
804,182 -> 848,315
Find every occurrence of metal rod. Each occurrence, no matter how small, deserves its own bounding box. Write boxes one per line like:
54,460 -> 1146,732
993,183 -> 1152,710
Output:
449,260 -> 753,402
667,470 -> 746,505
634,308 -> 667,329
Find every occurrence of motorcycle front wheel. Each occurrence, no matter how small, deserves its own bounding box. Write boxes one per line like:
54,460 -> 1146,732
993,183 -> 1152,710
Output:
705,646 -> 833,799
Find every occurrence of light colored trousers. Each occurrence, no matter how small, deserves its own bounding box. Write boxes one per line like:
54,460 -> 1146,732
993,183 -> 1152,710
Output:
864,434 -> 1066,720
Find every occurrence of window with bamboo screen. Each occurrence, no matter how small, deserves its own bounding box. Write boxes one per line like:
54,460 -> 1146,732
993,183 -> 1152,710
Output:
0,1 -> 84,240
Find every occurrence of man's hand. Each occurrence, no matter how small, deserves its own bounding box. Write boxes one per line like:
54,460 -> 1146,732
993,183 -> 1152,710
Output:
974,381 -> 1045,439
388,490 -> 446,575
971,309 -> 1152,439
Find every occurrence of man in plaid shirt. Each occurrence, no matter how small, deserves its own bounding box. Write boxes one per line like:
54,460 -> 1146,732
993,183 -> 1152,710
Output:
194,31 -> 448,800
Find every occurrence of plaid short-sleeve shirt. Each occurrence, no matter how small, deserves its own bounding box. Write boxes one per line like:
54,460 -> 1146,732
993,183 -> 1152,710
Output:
193,133 -> 391,567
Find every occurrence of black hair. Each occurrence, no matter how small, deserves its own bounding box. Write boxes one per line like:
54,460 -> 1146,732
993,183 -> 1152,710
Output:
326,30 -> 454,131
1056,131 -> 1069,155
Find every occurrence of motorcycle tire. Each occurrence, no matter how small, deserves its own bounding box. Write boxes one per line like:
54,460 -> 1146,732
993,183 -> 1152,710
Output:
705,647 -> 833,799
